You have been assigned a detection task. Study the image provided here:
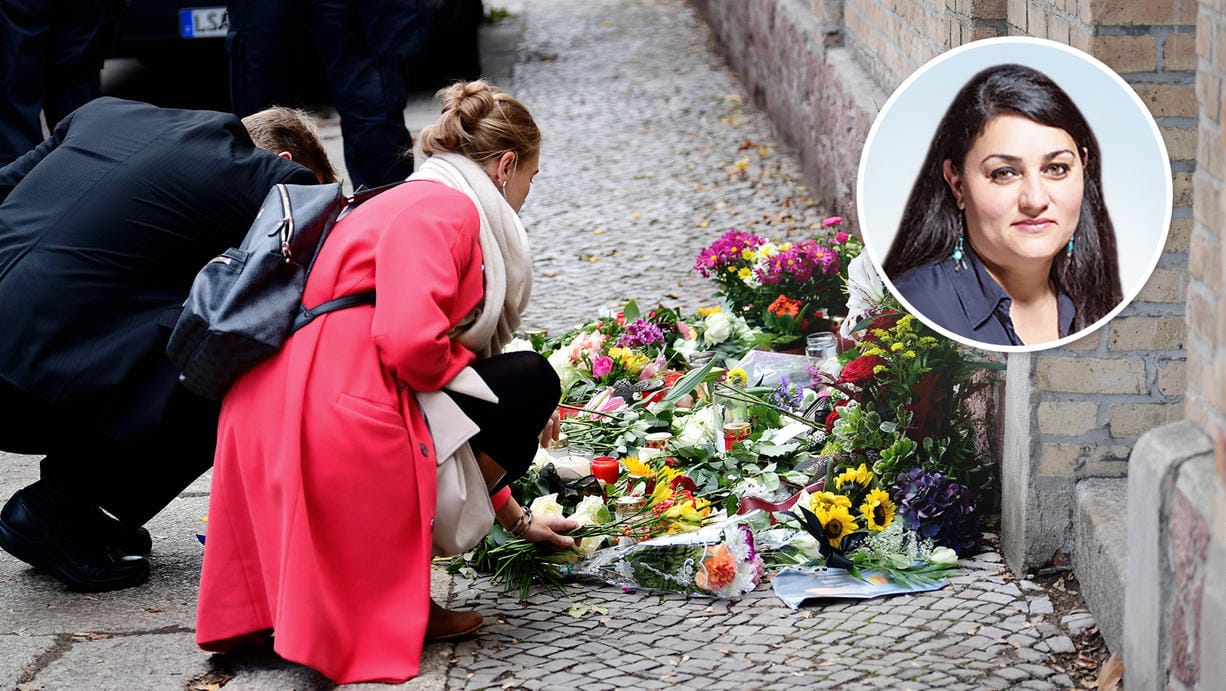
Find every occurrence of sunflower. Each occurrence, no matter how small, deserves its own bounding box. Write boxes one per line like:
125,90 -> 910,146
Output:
834,462 -> 874,490
808,490 -> 852,515
815,503 -> 859,549
859,488 -> 897,531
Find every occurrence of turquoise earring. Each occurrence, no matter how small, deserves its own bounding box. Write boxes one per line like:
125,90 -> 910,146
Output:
1066,235 -> 1074,259
952,234 -> 965,270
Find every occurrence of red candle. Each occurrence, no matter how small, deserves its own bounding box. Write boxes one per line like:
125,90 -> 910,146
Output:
591,455 -> 621,484
723,421 -> 752,451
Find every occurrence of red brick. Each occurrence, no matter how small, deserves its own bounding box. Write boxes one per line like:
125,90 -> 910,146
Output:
1165,32 -> 1197,72
1091,0 -> 1197,25
1092,34 -> 1158,73
1133,83 -> 1198,118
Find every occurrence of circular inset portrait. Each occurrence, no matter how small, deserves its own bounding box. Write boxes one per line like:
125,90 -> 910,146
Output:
856,37 -> 1171,352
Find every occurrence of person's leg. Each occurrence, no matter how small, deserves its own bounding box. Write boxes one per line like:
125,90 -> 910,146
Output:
226,0 -> 298,118
0,0 -> 53,165
307,0 -> 414,188
42,0 -> 122,129
0,379 -> 152,590
89,385 -> 220,527
442,351 -> 562,487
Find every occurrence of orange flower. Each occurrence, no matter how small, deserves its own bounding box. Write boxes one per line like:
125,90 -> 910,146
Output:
767,295 -> 802,318
695,544 -> 738,591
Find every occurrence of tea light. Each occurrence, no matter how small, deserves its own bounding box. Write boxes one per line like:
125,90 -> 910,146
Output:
645,432 -> 672,450
552,454 -> 591,480
590,455 -> 621,484
722,421 -> 752,451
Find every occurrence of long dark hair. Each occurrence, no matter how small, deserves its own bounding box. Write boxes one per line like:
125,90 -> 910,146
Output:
883,64 -> 1122,331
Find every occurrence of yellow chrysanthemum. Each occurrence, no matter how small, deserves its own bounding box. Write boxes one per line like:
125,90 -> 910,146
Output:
890,342 -> 905,352
741,248 -> 756,261
903,351 -> 917,359
834,463 -> 873,490
860,488 -> 897,532
726,367 -> 748,386
697,305 -> 722,317
873,365 -> 888,375
816,503 -> 859,549
737,267 -> 753,280
622,455 -> 653,478
779,242 -> 793,251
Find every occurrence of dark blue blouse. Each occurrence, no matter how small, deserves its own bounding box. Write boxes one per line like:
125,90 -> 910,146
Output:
890,244 -> 1075,347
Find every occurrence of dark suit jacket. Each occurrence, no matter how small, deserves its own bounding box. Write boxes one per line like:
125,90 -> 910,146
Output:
0,97 -> 317,441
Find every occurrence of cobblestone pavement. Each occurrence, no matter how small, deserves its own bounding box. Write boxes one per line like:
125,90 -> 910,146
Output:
0,0 -> 1102,689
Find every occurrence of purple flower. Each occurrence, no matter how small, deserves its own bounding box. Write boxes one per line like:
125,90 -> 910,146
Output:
693,230 -> 766,277
591,356 -> 613,379
771,376 -> 804,412
755,240 -> 841,286
616,319 -> 665,349
892,467 -> 979,552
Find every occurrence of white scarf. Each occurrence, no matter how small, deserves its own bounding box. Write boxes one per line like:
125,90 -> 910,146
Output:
409,151 -> 532,358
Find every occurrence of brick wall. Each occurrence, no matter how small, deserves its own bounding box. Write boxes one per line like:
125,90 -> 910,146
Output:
1001,0 -> 1194,571
843,0 -> 945,90
1191,0 -> 1226,484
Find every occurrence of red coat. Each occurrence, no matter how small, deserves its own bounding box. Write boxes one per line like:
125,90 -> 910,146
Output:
196,181 -> 485,684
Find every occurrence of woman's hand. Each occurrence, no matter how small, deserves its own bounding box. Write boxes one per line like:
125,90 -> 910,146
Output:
522,513 -> 578,549
538,408 -> 561,448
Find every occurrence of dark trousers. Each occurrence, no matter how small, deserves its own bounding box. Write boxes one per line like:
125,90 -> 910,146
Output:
0,377 -> 218,527
0,0 -> 123,165
227,0 -> 429,188
444,351 -> 561,490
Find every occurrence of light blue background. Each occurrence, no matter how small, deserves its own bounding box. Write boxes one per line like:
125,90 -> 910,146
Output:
856,37 -> 1172,349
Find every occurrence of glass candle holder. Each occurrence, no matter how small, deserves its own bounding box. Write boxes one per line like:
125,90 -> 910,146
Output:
590,455 -> 620,484
722,421 -> 752,451
645,432 -> 672,451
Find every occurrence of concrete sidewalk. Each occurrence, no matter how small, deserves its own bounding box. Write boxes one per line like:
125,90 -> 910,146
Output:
1,2 -> 1099,688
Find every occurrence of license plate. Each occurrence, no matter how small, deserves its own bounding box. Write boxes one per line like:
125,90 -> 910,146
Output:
179,7 -> 228,39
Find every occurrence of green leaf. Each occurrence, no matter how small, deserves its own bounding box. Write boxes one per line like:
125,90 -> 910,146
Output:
661,358 -> 718,405
567,603 -> 590,617
622,300 -> 641,323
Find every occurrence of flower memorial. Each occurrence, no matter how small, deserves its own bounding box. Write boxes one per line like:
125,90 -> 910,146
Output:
448,230 -> 998,609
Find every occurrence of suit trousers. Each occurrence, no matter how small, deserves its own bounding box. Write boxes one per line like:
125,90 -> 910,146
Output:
0,376 -> 218,527
226,0 -> 424,188
0,0 -> 123,165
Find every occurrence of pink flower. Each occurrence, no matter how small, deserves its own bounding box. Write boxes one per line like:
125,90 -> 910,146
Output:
676,321 -> 693,340
835,231 -> 850,244
822,216 -> 843,227
598,396 -> 626,413
591,356 -> 613,379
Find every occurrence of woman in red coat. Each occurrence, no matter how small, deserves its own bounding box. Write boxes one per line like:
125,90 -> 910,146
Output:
195,81 -> 576,684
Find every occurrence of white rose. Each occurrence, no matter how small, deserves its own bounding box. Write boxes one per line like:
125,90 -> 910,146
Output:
569,495 -> 609,527
929,546 -> 959,565
790,531 -> 823,561
529,493 -> 565,519
502,337 -> 535,353
704,311 -> 733,345
547,348 -> 583,390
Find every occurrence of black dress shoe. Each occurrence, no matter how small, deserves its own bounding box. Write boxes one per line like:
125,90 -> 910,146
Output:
90,508 -> 153,556
0,491 -> 149,592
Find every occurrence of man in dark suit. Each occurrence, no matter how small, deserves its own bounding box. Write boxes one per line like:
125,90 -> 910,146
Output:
0,97 -> 335,592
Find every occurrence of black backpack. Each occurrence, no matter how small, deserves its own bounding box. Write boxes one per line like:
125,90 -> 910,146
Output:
166,181 -> 404,401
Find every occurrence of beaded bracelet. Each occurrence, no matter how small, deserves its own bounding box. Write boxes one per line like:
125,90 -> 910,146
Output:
509,506 -> 533,538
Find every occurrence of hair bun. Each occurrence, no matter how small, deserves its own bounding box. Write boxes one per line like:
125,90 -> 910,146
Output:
440,81 -> 497,133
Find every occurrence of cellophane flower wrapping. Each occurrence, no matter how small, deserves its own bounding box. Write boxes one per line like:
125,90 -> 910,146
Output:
567,522 -> 764,598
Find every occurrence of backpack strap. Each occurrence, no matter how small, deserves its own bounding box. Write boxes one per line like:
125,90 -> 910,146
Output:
291,290 -> 376,333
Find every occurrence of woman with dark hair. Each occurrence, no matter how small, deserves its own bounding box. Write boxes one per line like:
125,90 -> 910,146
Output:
882,63 -> 1122,346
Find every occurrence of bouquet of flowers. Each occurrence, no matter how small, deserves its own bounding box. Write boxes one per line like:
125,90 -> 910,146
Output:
569,522 -> 764,598
692,217 -> 862,343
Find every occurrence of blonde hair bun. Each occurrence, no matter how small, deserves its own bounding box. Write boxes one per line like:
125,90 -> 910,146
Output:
419,80 -> 541,166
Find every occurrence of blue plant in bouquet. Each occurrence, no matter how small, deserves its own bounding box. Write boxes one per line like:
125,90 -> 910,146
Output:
892,467 -> 979,553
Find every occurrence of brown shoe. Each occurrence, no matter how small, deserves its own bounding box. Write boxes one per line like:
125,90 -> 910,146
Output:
425,599 -> 483,642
